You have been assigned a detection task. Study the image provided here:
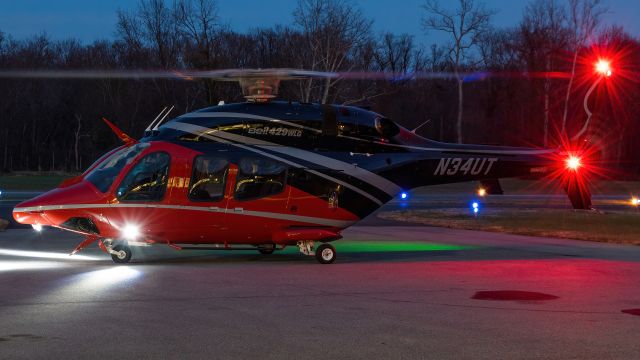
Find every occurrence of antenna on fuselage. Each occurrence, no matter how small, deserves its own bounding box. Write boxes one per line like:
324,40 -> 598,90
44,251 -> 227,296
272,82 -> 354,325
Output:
146,107 -> 168,132
411,119 -> 431,134
152,105 -> 174,131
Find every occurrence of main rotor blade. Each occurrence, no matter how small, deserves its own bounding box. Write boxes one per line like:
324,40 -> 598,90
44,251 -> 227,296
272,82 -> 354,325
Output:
0,68 -> 335,80
0,68 -> 570,82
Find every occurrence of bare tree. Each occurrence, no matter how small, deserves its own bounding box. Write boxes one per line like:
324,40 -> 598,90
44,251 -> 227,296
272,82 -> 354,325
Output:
422,0 -> 495,143
293,0 -> 372,103
519,0 -> 568,146
117,0 -> 181,68
560,0 -> 606,135
175,0 -> 219,65
374,33 -> 415,74
175,0 -> 220,103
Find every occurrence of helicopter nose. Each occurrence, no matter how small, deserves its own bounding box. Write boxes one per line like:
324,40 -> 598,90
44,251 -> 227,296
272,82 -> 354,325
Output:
13,194 -> 55,227
13,180 -> 101,227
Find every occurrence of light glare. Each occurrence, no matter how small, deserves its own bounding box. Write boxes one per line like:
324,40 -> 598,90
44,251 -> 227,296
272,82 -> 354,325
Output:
595,60 -> 612,77
122,224 -> 140,240
566,156 -> 581,170
400,192 -> 408,199
477,188 -> 487,197
32,224 -> 43,232
0,261 -> 63,272
0,248 -> 98,261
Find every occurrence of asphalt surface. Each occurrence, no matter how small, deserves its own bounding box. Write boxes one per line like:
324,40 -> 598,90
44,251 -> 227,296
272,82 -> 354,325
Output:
1,223 -> 640,359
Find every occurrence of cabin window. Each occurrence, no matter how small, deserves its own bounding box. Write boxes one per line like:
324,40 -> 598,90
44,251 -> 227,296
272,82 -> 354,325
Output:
189,156 -> 228,202
116,152 -> 170,202
234,157 -> 286,201
85,143 -> 150,193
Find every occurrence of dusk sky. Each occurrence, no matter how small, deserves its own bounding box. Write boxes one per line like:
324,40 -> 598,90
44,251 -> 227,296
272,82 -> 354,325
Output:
0,0 -> 638,47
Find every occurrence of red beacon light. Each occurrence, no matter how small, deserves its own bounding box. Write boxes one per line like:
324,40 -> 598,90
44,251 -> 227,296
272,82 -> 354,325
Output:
595,59 -> 612,77
566,156 -> 581,171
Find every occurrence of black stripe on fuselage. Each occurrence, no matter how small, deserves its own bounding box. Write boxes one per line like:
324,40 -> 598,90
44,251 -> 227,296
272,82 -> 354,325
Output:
168,140 -> 386,219
243,145 -> 395,203
287,168 -> 382,219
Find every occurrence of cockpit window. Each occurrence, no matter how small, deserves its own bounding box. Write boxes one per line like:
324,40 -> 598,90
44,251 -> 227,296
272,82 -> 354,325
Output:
116,152 -> 170,202
85,143 -> 150,193
235,157 -> 286,201
375,118 -> 400,138
189,156 -> 228,202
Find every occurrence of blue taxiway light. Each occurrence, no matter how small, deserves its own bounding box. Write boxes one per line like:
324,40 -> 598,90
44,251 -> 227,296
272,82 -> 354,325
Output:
471,202 -> 480,215
400,192 -> 408,200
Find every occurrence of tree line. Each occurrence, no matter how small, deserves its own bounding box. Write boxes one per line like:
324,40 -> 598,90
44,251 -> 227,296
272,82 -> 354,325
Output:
0,0 -> 638,178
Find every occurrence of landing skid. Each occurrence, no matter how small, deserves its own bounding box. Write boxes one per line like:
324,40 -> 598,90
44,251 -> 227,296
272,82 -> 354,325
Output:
100,239 -> 337,264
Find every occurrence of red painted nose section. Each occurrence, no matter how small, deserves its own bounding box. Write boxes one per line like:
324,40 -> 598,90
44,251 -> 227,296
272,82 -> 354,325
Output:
13,181 -> 103,226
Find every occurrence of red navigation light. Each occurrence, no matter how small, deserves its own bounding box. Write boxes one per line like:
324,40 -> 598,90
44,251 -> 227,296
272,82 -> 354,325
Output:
566,156 -> 581,171
595,59 -> 612,77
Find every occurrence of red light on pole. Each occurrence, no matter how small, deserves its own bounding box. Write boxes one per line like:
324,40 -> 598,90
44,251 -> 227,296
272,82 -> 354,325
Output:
574,58 -> 613,141
566,156 -> 581,171
595,59 -> 612,77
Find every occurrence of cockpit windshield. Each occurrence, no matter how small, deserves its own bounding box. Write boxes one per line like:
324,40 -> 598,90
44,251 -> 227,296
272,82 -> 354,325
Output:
85,143 -> 150,193
81,146 -> 125,176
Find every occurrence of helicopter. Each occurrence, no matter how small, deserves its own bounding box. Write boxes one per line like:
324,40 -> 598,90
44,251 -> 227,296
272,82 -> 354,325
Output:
8,69 -> 592,264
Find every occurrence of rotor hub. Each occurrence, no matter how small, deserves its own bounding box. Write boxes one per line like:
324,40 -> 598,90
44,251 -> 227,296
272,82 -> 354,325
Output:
239,77 -> 281,102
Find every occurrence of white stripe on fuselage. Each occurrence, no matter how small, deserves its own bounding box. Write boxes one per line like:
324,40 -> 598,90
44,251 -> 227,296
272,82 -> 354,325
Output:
13,204 -> 355,228
179,123 -> 402,196
165,122 -> 388,204
183,111 -> 555,155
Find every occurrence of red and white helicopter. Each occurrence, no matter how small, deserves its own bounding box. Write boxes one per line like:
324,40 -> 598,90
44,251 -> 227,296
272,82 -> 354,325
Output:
6,69 -> 592,264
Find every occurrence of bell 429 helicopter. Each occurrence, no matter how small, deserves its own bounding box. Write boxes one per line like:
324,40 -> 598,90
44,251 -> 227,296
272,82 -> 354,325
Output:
7,69 -> 592,264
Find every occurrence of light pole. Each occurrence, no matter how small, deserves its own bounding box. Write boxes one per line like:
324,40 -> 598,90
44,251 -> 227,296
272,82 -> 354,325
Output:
573,59 -> 612,141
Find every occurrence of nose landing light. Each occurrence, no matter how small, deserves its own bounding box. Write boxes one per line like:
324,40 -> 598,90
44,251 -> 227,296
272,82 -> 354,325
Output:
122,224 -> 141,240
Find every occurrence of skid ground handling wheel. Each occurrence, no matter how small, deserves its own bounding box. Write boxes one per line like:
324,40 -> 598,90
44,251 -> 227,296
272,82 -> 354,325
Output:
315,243 -> 337,264
110,244 -> 133,264
296,241 -> 337,264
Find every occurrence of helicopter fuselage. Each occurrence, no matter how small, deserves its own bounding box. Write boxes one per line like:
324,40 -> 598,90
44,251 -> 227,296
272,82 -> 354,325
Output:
13,101 -> 562,262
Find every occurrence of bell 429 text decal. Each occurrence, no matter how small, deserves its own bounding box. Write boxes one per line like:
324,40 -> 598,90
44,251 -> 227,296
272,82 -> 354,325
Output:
248,126 -> 303,137
434,157 -> 498,176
